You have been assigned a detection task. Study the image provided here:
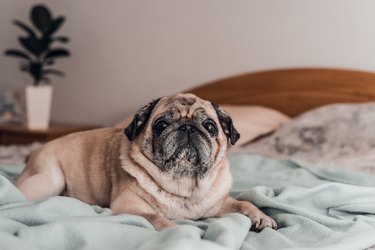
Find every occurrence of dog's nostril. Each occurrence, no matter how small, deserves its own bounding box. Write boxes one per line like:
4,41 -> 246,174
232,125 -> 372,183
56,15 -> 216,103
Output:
179,125 -> 196,133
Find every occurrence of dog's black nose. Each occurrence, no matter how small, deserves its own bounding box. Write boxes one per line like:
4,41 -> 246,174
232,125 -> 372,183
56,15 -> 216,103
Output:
179,124 -> 197,133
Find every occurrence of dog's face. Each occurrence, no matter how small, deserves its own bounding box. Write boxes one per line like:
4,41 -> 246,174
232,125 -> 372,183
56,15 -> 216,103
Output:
125,93 -> 240,178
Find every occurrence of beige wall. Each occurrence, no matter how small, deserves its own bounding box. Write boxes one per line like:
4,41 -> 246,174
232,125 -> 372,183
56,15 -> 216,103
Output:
1,0 -> 375,126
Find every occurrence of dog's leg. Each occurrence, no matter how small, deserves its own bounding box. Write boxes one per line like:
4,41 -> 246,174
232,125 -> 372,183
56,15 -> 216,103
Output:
135,213 -> 176,231
16,153 -> 65,200
216,196 -> 277,231
110,190 -> 176,231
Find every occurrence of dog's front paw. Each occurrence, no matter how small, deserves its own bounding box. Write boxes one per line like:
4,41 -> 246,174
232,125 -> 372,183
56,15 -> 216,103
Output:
216,196 -> 277,232
142,213 -> 177,231
152,218 -> 177,231
240,203 -> 277,232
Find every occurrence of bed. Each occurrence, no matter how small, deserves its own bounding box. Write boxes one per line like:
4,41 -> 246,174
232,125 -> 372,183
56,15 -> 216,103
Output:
1,68 -> 375,250
188,68 -> 375,115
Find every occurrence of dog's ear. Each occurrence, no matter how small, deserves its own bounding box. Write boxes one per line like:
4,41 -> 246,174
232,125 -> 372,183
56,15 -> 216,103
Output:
211,102 -> 240,145
124,98 -> 161,141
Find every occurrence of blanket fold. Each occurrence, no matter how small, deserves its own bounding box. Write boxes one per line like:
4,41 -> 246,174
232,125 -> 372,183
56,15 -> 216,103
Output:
1,154 -> 375,250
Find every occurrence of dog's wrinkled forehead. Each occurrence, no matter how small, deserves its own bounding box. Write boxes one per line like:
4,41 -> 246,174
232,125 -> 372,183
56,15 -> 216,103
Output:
156,93 -> 215,118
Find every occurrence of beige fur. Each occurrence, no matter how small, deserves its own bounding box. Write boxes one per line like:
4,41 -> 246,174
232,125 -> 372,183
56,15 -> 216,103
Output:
16,93 -> 277,231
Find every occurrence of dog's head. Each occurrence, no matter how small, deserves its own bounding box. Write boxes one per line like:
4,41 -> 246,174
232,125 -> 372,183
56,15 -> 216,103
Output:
124,93 -> 240,178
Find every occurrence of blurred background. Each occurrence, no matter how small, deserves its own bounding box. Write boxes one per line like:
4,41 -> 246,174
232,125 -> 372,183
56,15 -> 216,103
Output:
1,0 -> 375,126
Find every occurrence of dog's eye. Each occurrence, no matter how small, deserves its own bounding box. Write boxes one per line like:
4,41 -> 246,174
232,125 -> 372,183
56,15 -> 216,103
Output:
203,120 -> 218,136
153,120 -> 169,133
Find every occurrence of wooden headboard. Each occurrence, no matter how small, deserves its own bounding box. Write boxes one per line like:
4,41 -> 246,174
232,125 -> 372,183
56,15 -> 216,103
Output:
187,68 -> 375,117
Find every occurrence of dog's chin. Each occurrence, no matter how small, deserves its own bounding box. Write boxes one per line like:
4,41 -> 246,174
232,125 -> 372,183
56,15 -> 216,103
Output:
153,130 -> 215,178
156,146 -> 197,176
170,146 -> 199,165
154,134 -> 214,178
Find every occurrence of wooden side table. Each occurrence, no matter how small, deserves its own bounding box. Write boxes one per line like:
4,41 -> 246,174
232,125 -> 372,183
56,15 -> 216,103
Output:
0,123 -> 100,145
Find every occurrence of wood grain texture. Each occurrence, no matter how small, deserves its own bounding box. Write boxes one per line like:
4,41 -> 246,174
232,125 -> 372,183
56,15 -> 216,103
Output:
187,68 -> 375,117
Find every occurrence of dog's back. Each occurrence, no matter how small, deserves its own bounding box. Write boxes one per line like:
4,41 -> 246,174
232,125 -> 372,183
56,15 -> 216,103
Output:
17,127 -> 123,205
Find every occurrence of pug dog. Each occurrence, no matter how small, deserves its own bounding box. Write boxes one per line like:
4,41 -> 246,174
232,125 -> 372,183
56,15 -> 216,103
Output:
16,93 -> 277,231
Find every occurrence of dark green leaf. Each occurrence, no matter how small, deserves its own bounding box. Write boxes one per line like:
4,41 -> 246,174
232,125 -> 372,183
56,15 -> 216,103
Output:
42,36 -> 54,48
53,36 -> 69,43
41,37 -> 53,48
43,48 -> 70,60
31,5 -> 52,34
44,17 -> 65,37
19,37 -> 47,56
43,68 -> 65,77
4,49 -> 32,61
45,59 -> 55,65
41,77 -> 51,84
13,20 -> 37,38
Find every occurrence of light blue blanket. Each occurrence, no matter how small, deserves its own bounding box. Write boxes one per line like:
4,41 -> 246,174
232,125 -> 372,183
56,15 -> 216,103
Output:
1,154 -> 375,250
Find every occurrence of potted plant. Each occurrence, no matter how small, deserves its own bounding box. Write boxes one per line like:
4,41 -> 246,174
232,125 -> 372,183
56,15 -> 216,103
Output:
4,4 -> 70,129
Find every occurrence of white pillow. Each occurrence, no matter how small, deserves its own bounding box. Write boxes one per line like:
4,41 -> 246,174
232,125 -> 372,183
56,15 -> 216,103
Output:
220,105 -> 290,147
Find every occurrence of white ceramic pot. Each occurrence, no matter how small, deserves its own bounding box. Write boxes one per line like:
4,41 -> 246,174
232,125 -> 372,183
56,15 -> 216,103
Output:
25,85 -> 53,130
